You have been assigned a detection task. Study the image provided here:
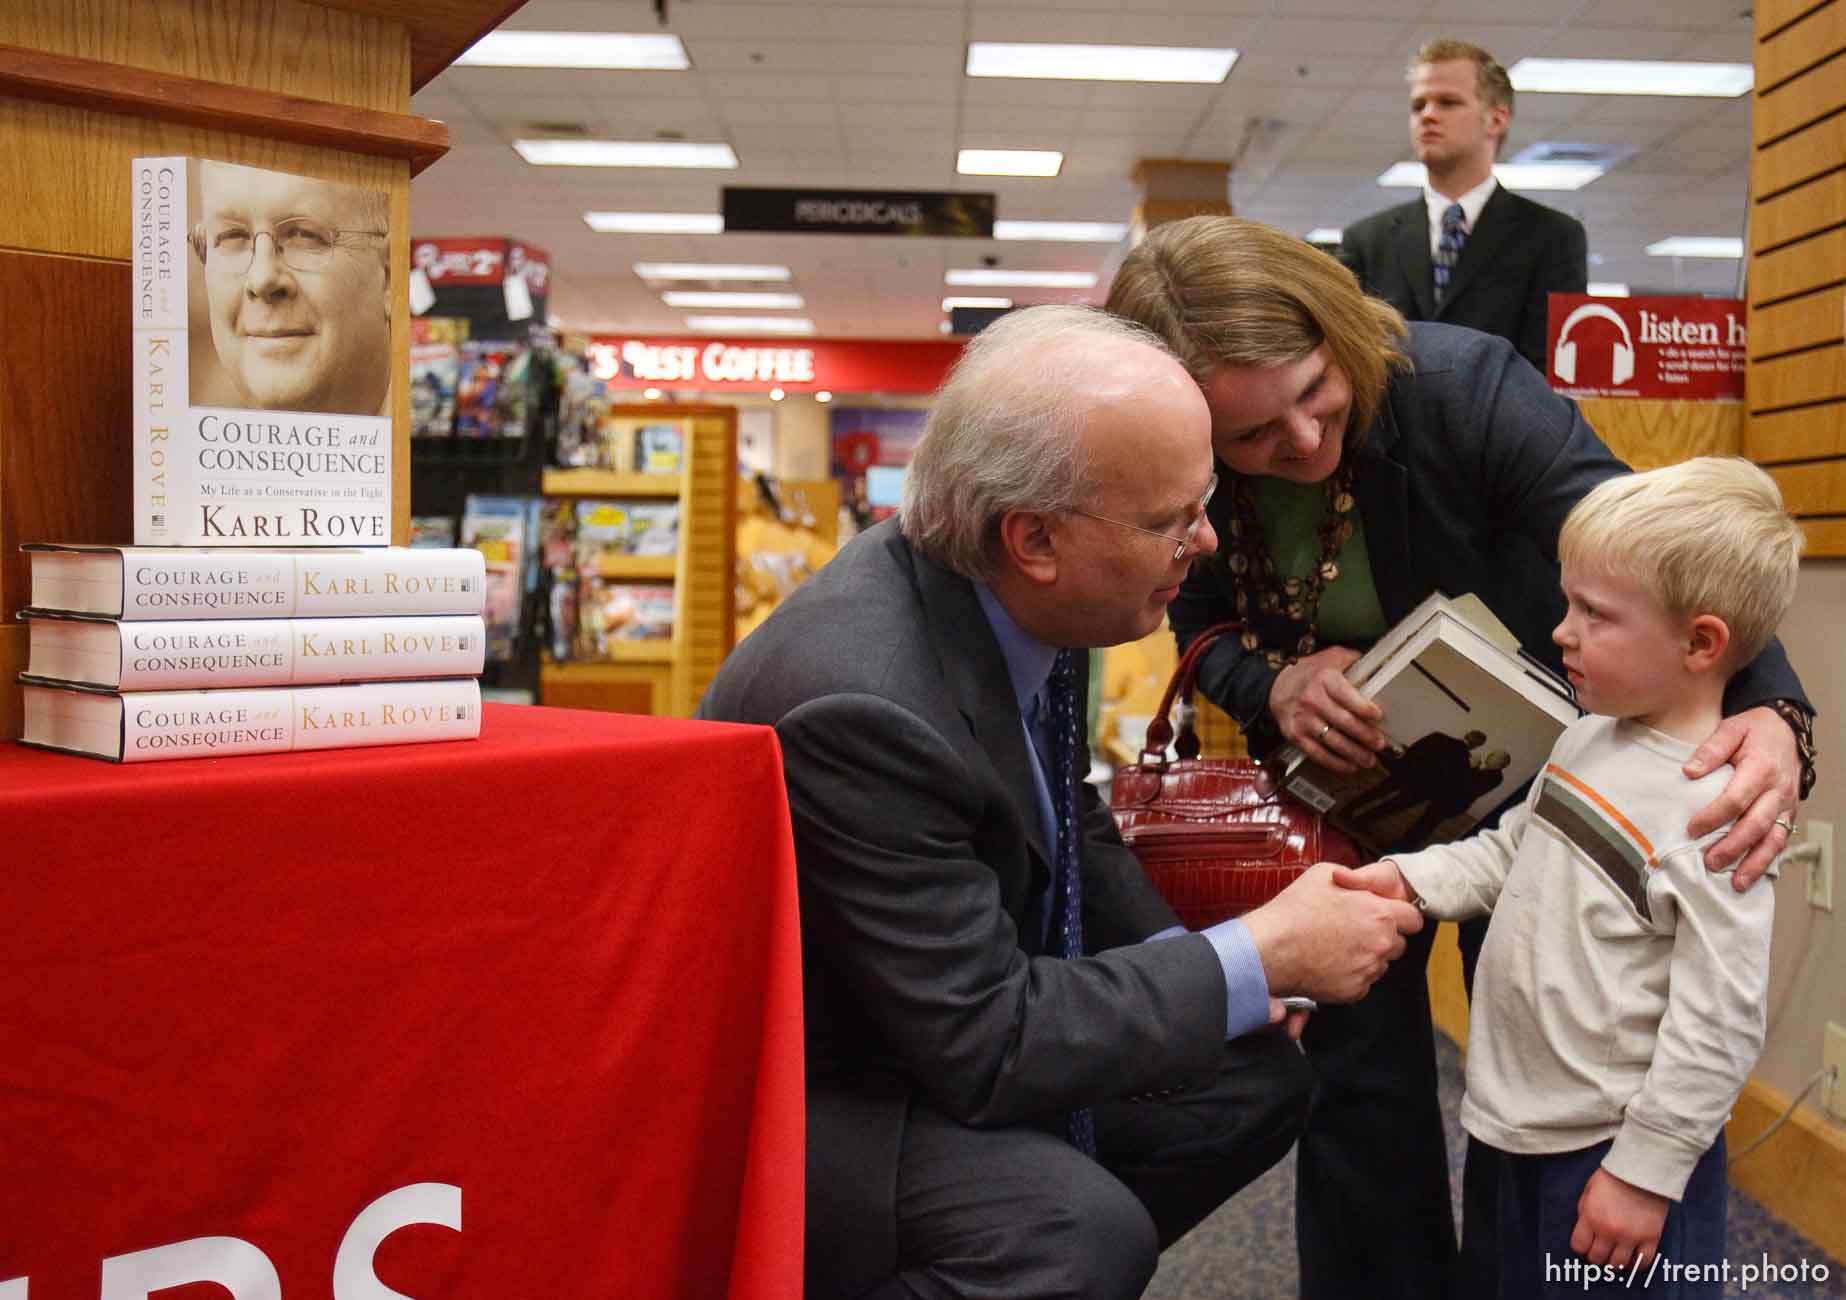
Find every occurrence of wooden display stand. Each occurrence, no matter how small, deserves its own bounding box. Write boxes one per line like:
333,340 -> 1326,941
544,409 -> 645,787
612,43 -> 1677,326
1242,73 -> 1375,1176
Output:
540,405 -> 738,717
0,0 -> 524,739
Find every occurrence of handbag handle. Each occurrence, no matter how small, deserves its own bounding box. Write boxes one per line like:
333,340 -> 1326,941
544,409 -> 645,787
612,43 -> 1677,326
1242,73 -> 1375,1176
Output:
1140,621 -> 1241,766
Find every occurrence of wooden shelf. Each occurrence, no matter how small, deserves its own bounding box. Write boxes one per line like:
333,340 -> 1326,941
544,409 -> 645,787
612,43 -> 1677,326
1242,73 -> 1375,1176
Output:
542,469 -> 684,498
593,554 -> 678,580
0,43 -> 450,174
544,645 -> 676,671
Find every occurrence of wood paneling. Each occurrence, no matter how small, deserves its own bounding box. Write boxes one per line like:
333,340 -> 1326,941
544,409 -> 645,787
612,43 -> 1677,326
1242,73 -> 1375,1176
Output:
1726,1078 -> 1846,1263
679,409 -> 738,716
1427,921 -> 1468,1050
0,627 -> 20,739
0,0 -> 410,112
1749,346 -> 1846,411
0,251 -> 133,621
1753,49 -> 1846,146
307,0 -> 526,91
1576,399 -> 1744,469
1748,401 -> 1846,461
1751,225 -> 1846,305
1798,516 -> 1846,554
1753,168 -> 1846,253
0,43 -> 448,172
1757,0 -> 1846,91
1768,460 -> 1846,514
0,250 -> 133,726
1748,286 -> 1845,359
1752,114 -> 1846,201
1757,0 -> 1833,38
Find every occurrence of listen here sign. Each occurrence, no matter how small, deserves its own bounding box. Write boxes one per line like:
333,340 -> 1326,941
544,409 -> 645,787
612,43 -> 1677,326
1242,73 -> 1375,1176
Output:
1546,294 -> 1745,400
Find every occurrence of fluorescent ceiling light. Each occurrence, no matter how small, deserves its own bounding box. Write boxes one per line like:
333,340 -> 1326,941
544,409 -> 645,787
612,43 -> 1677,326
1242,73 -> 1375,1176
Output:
685,316 -> 815,335
1306,228 -> 1343,244
945,269 -> 1098,288
957,149 -> 1063,178
1587,282 -> 1630,296
1509,58 -> 1751,98
967,42 -> 1237,84
993,220 -> 1128,243
661,291 -> 805,309
456,31 -> 690,70
515,140 -> 738,169
633,263 -> 790,281
1376,161 -> 1605,191
943,296 -> 1014,310
585,211 -> 724,234
1646,236 -> 1743,259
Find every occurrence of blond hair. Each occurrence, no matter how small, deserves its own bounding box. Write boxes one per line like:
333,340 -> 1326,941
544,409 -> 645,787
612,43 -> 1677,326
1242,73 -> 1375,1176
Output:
1105,216 -> 1409,442
1413,38 -> 1514,157
1559,457 -> 1803,666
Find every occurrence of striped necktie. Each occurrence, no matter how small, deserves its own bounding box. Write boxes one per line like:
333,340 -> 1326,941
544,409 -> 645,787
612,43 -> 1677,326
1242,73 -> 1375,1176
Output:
1044,648 -> 1098,1158
1433,202 -> 1467,308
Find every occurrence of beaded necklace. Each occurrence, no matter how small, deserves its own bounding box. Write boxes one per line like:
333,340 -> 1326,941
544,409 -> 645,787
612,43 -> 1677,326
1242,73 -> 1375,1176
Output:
1219,464 -> 1358,670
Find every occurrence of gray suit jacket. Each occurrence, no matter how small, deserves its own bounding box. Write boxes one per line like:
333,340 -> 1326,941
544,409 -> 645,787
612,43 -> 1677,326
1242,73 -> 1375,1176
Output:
698,522 -> 1229,1296
1339,185 -> 1588,372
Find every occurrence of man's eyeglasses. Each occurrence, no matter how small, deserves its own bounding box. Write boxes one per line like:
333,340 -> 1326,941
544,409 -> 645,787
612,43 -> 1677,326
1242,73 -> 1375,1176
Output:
1068,472 -> 1218,560
190,219 -> 388,275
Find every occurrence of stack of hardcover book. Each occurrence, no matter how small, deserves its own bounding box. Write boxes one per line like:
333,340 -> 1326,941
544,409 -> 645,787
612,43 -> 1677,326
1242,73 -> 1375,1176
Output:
18,545 -> 489,762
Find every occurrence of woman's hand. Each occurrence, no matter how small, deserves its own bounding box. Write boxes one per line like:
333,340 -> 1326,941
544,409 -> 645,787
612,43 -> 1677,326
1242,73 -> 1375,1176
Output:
1683,706 -> 1800,888
1268,647 -> 1387,773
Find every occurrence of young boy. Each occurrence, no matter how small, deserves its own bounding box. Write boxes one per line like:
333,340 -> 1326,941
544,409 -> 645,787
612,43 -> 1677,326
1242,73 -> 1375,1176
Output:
1355,457 -> 1805,1297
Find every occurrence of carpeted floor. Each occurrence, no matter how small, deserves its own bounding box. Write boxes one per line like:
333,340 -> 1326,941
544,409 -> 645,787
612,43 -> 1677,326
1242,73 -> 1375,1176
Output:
1144,1031 -> 1845,1299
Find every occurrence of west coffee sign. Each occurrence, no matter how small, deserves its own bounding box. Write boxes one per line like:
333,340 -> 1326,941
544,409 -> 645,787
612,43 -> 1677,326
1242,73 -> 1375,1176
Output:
722,187 -> 995,237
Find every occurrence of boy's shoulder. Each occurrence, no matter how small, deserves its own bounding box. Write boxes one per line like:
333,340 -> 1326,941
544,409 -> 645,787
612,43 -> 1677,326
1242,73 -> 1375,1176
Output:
1537,715 -> 1731,859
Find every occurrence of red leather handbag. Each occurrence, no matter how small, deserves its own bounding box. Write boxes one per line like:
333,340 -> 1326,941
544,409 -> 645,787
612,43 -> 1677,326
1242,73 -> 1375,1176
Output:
1110,622 -> 1361,927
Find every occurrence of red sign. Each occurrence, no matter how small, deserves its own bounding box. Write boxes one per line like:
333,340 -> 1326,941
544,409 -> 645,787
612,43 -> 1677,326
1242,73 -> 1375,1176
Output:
1546,293 -> 1746,400
588,336 -> 963,394
411,237 -> 551,290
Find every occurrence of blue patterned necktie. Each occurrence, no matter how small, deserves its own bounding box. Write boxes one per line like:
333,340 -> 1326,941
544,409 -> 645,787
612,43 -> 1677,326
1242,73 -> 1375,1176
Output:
1044,648 -> 1098,1158
1433,202 -> 1467,308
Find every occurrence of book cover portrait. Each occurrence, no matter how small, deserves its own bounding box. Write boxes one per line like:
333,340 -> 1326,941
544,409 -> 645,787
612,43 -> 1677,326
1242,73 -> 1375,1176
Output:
186,161 -> 390,416
133,157 -> 392,546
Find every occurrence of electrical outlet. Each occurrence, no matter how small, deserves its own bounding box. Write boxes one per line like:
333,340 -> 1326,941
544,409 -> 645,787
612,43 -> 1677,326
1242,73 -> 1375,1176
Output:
1804,819 -> 1833,912
1825,1022 -> 1846,1122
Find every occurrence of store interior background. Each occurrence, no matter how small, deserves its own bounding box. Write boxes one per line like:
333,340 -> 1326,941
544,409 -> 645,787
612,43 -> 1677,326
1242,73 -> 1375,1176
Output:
405,0 -> 1845,1259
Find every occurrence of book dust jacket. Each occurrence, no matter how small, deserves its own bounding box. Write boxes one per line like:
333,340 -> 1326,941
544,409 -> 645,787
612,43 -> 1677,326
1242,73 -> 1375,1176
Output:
133,157 -> 391,547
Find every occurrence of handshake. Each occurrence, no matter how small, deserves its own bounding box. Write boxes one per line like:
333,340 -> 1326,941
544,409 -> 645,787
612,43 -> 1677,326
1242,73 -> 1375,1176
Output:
1240,860 -> 1425,1030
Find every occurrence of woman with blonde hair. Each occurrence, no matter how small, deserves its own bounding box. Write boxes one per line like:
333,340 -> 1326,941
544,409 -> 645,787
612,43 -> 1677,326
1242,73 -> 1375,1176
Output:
1107,215 -> 1813,1299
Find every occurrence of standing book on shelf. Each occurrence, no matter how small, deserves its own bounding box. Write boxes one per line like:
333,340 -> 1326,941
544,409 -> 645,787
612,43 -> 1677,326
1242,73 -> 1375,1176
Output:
24,545 -> 486,620
20,678 -> 482,763
1274,592 -> 1581,855
132,156 -> 391,546
23,614 -> 486,691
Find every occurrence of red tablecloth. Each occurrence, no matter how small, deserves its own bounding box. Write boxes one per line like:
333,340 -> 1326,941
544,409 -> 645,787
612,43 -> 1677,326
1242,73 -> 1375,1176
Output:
0,703 -> 803,1299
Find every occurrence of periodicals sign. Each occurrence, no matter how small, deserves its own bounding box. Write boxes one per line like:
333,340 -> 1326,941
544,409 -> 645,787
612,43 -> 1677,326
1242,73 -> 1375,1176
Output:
1545,293 -> 1746,400
132,157 -> 392,546
721,186 -> 995,237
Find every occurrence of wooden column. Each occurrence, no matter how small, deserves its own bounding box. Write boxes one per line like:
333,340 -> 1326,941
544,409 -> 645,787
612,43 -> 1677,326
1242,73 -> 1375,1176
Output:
0,0 -> 520,737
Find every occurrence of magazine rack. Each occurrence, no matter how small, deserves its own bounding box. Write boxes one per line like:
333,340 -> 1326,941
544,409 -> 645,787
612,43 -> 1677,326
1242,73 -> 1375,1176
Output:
539,403 -> 738,717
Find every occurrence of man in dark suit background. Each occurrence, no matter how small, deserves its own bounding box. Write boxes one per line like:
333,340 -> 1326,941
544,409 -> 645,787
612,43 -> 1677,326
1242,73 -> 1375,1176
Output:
1340,38 -> 1587,372
698,305 -> 1424,1300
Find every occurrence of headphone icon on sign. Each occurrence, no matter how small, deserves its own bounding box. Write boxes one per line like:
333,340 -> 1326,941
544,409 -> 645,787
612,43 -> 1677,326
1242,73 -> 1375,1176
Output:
1553,303 -> 1636,386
